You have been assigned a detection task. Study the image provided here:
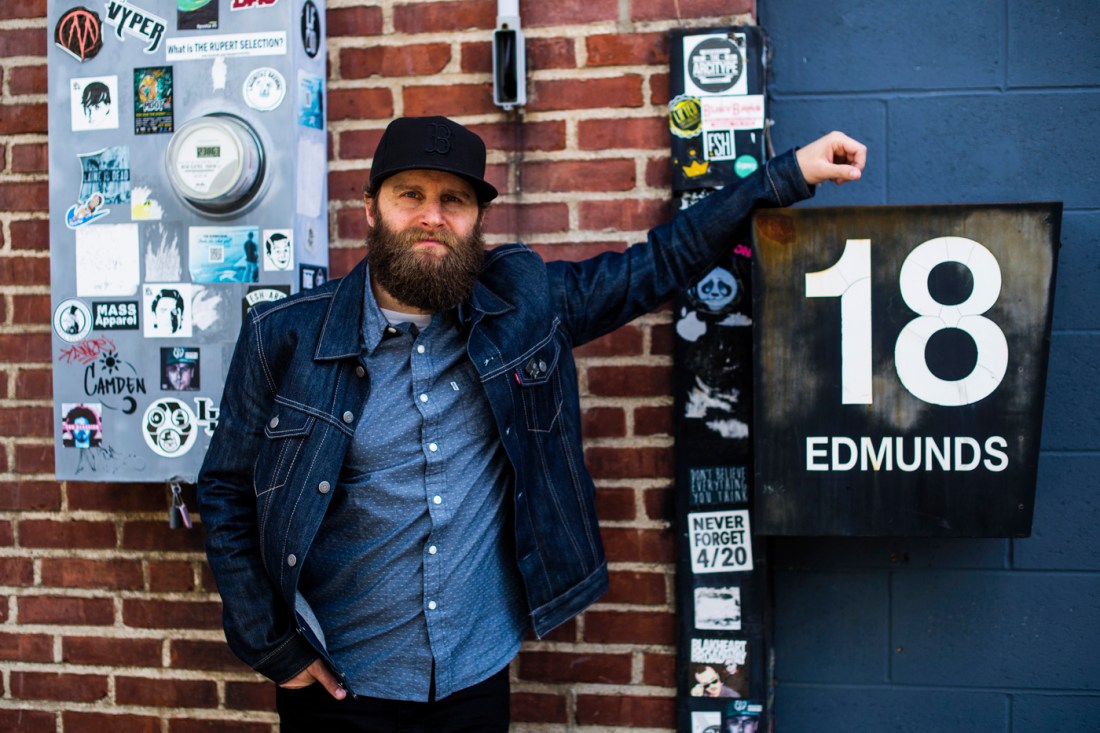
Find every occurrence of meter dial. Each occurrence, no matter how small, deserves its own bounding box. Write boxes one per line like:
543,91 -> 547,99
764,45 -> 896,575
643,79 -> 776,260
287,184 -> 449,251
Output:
165,114 -> 267,216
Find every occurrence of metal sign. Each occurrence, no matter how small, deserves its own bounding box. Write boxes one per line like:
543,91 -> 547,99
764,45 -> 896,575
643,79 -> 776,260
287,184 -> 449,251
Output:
752,204 -> 1060,536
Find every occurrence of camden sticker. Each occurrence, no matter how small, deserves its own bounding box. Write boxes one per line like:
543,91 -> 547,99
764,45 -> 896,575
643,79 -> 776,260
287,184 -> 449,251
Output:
143,397 -> 197,458
92,300 -> 139,330
684,33 -> 746,97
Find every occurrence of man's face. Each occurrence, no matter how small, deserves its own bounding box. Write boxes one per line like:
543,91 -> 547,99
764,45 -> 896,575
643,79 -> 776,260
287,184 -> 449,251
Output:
365,169 -> 484,313
84,99 -> 110,126
268,236 -> 292,269
167,362 -> 194,390
72,417 -> 91,445
695,666 -> 724,697
155,298 -> 180,332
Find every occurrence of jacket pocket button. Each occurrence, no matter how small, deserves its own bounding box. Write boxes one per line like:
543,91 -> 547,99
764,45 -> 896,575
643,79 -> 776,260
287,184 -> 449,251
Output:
269,416 -> 279,429
287,554 -> 297,567
355,366 -> 366,378
342,411 -> 354,424
318,481 -> 331,494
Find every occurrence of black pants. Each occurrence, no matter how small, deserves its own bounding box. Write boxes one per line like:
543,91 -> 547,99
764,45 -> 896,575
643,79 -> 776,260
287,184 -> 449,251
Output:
275,667 -> 510,733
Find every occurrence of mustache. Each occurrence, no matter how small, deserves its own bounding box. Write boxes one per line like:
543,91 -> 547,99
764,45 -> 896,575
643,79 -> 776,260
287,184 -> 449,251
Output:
396,227 -> 460,250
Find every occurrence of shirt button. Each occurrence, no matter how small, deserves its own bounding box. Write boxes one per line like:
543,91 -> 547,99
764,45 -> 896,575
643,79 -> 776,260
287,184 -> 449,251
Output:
355,366 -> 366,378
287,554 -> 297,567
318,481 -> 330,494
342,411 -> 354,423
428,545 -> 437,555
269,416 -> 279,429
417,345 -> 425,354
428,601 -> 437,610
428,443 -> 438,452
419,394 -> 428,403
433,495 -> 441,505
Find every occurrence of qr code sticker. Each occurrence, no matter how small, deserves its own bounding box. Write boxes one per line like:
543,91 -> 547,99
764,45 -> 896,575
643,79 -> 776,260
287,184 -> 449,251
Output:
208,245 -> 224,263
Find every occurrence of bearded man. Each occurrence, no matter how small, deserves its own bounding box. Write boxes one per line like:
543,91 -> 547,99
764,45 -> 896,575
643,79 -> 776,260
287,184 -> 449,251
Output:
198,116 -> 865,732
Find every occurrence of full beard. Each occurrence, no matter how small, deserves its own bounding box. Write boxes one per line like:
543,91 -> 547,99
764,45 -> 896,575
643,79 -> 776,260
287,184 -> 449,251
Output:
365,202 -> 485,313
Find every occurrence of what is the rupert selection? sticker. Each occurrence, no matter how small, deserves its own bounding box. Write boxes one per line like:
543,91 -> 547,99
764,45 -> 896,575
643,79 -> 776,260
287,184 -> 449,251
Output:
143,397 -> 197,457
301,0 -> 321,58
683,33 -> 747,97
70,76 -> 119,132
177,0 -> 218,31
55,7 -> 104,63
688,509 -> 754,573
134,66 -> 174,135
54,299 -> 93,343
103,0 -> 167,54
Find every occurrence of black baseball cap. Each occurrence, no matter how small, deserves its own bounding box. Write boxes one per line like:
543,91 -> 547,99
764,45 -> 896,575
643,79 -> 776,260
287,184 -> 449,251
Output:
368,116 -> 498,203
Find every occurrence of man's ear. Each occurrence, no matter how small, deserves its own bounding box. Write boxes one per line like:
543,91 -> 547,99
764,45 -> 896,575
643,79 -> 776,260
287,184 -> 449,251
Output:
364,195 -> 375,228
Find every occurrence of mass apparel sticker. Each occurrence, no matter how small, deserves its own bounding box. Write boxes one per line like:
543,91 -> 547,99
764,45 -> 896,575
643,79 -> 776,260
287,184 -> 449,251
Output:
54,299 -> 93,342
55,7 -> 104,63
177,0 -> 218,31
683,34 -> 747,97
134,66 -> 174,135
300,0 -> 321,58
92,301 -> 139,330
70,76 -> 119,132
688,509 -> 754,573
143,397 -> 197,457
103,0 -> 168,54
243,67 -> 286,111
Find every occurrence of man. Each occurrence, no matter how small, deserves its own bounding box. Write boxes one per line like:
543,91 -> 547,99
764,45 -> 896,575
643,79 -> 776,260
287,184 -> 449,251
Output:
162,347 -> 198,391
198,116 -> 865,732
691,664 -> 740,698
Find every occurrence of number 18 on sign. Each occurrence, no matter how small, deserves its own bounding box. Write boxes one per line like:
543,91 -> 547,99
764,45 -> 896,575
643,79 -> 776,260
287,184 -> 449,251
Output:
752,204 -> 1059,537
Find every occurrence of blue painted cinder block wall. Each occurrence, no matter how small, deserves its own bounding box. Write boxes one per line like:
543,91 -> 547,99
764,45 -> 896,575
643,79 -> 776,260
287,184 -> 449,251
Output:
759,1 -> 1100,729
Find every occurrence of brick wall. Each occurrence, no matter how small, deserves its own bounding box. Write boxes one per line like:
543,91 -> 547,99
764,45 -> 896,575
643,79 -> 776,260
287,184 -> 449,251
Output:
0,1 -> 756,730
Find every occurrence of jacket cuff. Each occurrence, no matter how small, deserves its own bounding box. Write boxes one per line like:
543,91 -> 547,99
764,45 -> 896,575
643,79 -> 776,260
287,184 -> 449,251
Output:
253,630 -> 321,685
764,147 -> 814,207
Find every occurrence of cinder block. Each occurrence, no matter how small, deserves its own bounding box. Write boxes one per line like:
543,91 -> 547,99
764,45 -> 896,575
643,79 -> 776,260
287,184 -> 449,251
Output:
775,687 -> 1007,733
1040,334 -> 1100,451
1051,213 -> 1100,331
773,537 -> 1009,572
1014,454 -> 1100,571
1007,0 -> 1100,88
1012,694 -> 1100,732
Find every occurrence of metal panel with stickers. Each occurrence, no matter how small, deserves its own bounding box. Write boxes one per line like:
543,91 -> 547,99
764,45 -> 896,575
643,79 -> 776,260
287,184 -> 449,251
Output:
47,0 -> 329,484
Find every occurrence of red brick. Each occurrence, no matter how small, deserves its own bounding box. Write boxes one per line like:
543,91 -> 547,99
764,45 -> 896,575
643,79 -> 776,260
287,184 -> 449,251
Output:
344,44 -> 451,78
66,482 -> 165,512
530,241 -> 628,264
0,710 -> 54,733
149,560 -> 195,593
469,120 -> 566,153
518,650 -> 632,683
586,445 -> 671,479
484,162 -> 509,196
0,103 -> 47,135
9,219 -> 48,250
328,87 -> 394,121
481,202 -> 569,236
326,5 -> 383,37
11,293 -> 52,324
0,557 -> 34,586
576,322 -> 646,359
587,32 -> 668,66
63,712 -> 160,733
587,365 -> 671,397
651,322 -> 674,356
522,159 -> 635,193
531,76 -> 644,111
41,558 -> 142,590
169,720 -> 271,733
200,563 -> 217,593
339,128 -> 384,159
637,0 -> 752,19
394,0 -> 495,32
19,596 -> 114,626
576,693 -> 676,728
329,245 -> 366,277
0,180 -> 48,212
8,65 -> 47,96
63,636 -> 161,667
579,116 -> 668,151
0,406 -> 51,437
0,0 -> 46,20
336,207 -> 368,241
0,520 -> 13,547
0,632 -> 51,662
122,599 -> 222,630
11,142 -> 47,173
529,37 -> 577,70
650,73 -> 670,105
14,442 -> 54,474
20,519 -> 116,549
644,486 -> 674,521
10,671 -> 108,702
0,253 -> 50,285
643,652 -> 676,686
329,169 -> 366,202
170,640 -> 252,673
403,83 -> 497,117
646,157 -> 672,188
0,481 -> 60,511
115,677 -> 217,708
0,28 -> 46,57
585,610 -> 675,644
580,197 -> 670,231
122,520 -> 206,553
512,692 -> 567,723
582,406 -> 626,439
606,570 -> 668,605
595,486 -> 635,521
601,527 -> 675,563
525,617 -> 576,643
225,680 -> 275,712
525,0 -> 618,26
635,404 -> 673,436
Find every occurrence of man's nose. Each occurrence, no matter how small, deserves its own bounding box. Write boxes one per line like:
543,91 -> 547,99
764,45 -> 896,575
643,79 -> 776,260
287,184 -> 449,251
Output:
418,200 -> 446,228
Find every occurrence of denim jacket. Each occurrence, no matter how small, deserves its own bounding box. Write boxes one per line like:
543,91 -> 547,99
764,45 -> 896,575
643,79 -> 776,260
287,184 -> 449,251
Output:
196,150 -> 811,685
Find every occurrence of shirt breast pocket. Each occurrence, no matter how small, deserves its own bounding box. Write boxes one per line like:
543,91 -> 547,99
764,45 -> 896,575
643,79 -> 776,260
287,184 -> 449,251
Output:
254,405 -> 316,496
514,339 -> 563,433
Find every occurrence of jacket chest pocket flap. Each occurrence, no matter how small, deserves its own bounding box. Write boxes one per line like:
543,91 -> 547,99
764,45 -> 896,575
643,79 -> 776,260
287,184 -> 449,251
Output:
254,406 -> 317,496
514,338 -> 563,433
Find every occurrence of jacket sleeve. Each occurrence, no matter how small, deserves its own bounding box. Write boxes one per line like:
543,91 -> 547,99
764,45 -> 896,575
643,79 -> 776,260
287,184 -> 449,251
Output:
196,312 -> 319,684
548,148 -> 813,347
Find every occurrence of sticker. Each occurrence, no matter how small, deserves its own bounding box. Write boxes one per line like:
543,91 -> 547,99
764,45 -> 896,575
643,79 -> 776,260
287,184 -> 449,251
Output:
688,267 -> 740,314
682,156 -> 708,179
243,67 -> 286,111
689,466 -> 748,506
103,1 -> 167,54
143,221 -> 182,281
299,264 -> 327,290
723,701 -> 762,733
704,129 -> 735,161
177,0 -> 218,31
77,145 -> 131,207
689,638 -> 748,699
54,299 -> 93,342
300,0 -> 321,58
702,95 -> 765,132
690,712 -> 721,733
211,56 -> 227,90
191,285 -> 229,337
669,95 -> 702,139
694,586 -> 741,631
734,155 -> 758,178
143,398 -> 197,457
296,136 -> 325,216
62,403 -> 104,449
70,76 -> 119,132
66,195 -> 109,228
189,226 -> 261,283
161,347 -> 200,391
165,31 -> 288,61
194,396 -> 220,436
92,301 -> 139,330
243,285 -> 289,318
55,7 -> 104,63
131,186 -> 164,220
143,284 -> 194,338
81,346 -> 146,406
298,71 -> 323,129
684,33 -> 747,97
688,509 -> 753,573
134,66 -> 174,135
262,229 -> 293,271
232,0 -> 279,9
75,224 -> 140,297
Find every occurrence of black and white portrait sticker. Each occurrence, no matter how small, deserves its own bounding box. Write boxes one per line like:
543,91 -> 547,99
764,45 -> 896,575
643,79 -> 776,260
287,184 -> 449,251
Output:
54,299 -> 93,342
143,283 -> 193,338
143,397 -> 197,457
262,229 -> 293,271
683,33 -> 747,97
70,76 -> 119,132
